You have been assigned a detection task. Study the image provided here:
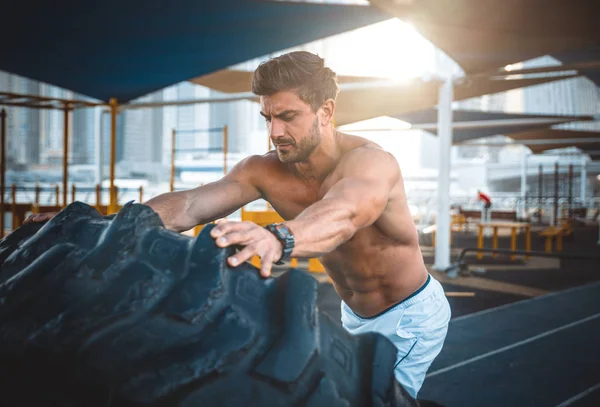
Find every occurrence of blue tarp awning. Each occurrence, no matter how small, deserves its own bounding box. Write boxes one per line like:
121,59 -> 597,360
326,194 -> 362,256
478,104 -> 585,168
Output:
2,0 -> 389,103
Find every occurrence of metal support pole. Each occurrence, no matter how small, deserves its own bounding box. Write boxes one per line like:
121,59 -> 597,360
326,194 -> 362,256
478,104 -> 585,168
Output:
109,98 -> 118,213
538,164 -> 543,218
0,109 -> 6,237
580,156 -> 587,203
35,184 -> 40,205
170,128 -> 175,192
96,110 -> 107,186
520,153 -> 528,218
434,77 -> 453,271
223,125 -> 228,174
568,164 -> 573,217
62,104 -> 71,207
553,162 -> 559,226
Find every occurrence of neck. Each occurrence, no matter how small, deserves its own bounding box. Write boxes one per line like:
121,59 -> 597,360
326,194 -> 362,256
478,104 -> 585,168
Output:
293,126 -> 341,182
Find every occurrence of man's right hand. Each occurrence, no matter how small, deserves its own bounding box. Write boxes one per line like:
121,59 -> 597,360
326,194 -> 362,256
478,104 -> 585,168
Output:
23,212 -> 59,225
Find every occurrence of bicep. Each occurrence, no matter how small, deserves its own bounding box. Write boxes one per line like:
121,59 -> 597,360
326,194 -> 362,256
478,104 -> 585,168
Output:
324,150 -> 399,227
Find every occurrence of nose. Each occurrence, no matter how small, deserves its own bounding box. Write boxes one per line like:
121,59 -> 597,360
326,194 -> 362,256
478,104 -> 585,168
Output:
269,118 -> 285,140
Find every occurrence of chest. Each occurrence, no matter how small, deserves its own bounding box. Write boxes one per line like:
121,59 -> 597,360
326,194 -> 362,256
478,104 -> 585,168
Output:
260,175 -> 337,220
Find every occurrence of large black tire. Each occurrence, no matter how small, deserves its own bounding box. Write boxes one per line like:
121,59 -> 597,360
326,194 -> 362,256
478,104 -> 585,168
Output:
0,202 -> 417,407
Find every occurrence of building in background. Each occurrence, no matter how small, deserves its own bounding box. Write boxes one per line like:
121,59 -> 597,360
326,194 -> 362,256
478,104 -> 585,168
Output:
0,73 -> 41,167
72,106 -> 96,165
119,92 -> 164,180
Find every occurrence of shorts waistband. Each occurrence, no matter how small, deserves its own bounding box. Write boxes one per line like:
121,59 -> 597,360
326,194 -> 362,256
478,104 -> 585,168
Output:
351,274 -> 432,320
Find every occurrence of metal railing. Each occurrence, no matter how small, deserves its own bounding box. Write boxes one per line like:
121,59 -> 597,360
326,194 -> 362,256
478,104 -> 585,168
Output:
446,247 -> 600,277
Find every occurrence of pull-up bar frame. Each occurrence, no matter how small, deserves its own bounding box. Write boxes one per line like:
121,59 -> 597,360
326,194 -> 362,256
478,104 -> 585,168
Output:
170,126 -> 228,192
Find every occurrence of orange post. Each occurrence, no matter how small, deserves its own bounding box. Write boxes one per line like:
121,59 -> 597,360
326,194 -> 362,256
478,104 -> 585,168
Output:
510,226 -> 517,260
112,186 -> 119,213
556,233 -> 563,252
290,258 -> 298,268
492,226 -> 498,258
11,184 -> 17,232
545,237 -> 552,253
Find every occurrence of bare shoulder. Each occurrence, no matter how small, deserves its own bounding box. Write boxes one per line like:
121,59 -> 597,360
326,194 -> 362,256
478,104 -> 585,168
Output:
229,151 -> 280,176
337,133 -> 399,174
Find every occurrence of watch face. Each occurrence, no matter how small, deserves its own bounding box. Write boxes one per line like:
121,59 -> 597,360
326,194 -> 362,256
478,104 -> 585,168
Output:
271,224 -> 285,236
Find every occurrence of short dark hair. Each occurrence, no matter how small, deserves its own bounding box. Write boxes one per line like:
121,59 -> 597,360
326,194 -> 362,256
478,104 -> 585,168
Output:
252,51 -> 339,112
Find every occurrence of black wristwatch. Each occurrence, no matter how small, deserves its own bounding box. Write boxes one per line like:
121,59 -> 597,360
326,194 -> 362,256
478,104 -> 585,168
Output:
264,223 -> 295,264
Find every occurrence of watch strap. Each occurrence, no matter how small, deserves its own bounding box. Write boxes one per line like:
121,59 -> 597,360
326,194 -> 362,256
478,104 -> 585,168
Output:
264,223 -> 295,264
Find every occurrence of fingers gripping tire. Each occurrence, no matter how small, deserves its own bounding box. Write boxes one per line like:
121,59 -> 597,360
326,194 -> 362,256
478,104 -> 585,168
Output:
0,202 -> 417,407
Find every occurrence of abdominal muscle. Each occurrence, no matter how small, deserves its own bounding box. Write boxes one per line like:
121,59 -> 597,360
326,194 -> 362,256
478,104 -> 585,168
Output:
321,227 -> 429,318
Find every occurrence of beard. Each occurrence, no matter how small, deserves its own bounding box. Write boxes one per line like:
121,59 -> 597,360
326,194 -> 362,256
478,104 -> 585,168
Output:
275,118 -> 321,163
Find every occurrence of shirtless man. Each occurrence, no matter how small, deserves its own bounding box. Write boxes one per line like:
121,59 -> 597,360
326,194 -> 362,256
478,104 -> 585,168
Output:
25,51 -> 451,398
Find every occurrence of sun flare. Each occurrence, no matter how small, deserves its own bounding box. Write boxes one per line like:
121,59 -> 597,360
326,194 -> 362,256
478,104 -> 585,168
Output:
325,19 -> 434,82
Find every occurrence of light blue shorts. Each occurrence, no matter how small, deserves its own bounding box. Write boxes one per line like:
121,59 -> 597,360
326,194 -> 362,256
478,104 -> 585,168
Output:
341,274 -> 451,398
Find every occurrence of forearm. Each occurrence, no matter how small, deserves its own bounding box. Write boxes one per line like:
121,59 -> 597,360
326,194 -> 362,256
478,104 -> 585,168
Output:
144,191 -> 196,232
285,198 -> 358,258
144,179 -> 259,232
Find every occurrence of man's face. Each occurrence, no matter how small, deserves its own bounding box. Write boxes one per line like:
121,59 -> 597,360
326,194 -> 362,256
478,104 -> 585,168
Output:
260,91 -> 322,163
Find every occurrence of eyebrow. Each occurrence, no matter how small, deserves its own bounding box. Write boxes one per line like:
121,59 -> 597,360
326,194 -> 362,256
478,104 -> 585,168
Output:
260,110 -> 300,119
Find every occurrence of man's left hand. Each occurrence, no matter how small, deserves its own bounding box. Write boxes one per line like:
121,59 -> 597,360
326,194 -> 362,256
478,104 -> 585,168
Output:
210,220 -> 283,277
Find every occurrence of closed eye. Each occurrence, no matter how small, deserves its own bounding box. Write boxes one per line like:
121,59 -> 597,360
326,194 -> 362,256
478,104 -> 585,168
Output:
260,110 -> 299,123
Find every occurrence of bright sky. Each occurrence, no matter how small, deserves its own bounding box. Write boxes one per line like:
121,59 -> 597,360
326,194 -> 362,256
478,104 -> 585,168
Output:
326,18 -> 434,170
324,18 -> 436,81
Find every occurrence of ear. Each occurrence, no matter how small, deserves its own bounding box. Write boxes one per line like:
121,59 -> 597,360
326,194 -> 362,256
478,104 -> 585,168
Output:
319,98 -> 336,127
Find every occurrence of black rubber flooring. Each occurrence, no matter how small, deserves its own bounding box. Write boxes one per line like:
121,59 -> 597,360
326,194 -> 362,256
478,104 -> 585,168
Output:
420,281 -> 600,406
